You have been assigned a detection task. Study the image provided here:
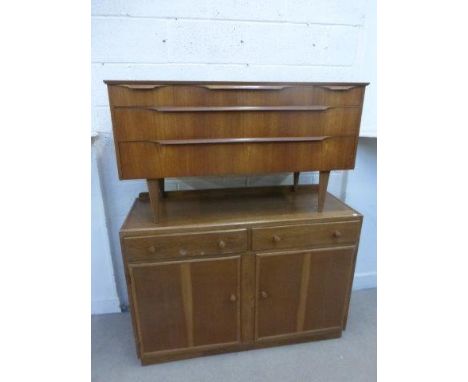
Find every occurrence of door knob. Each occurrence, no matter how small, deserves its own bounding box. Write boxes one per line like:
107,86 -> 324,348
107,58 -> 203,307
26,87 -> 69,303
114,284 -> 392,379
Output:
148,246 -> 156,253
230,293 -> 237,302
218,240 -> 226,249
260,291 -> 268,299
332,230 -> 342,238
179,249 -> 188,256
272,235 -> 281,243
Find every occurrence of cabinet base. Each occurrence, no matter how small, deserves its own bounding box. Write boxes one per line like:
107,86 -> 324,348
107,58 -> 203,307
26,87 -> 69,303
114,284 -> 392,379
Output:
140,327 -> 342,366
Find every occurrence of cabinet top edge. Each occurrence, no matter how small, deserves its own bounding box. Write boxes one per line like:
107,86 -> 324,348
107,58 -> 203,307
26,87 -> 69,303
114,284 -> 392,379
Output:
120,186 -> 363,235
104,80 -> 370,86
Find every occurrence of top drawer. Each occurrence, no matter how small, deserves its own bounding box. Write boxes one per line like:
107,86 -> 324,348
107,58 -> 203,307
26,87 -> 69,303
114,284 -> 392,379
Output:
123,229 -> 248,261
252,221 -> 361,251
107,83 -> 365,107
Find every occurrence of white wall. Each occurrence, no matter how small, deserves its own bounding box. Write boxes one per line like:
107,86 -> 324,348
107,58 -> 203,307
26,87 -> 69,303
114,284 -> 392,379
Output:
345,138 -> 377,289
92,0 -> 376,137
91,0 -> 377,308
91,136 -> 120,314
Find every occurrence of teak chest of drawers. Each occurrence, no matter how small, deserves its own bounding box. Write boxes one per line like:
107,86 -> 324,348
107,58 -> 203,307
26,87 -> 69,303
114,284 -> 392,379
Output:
120,186 -> 362,365
105,80 -> 368,221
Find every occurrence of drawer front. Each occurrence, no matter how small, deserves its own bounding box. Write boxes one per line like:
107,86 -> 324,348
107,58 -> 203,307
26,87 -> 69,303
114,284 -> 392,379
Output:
112,107 -> 362,142
252,221 -> 361,251
117,137 -> 357,179
123,229 -> 248,261
108,84 -> 365,107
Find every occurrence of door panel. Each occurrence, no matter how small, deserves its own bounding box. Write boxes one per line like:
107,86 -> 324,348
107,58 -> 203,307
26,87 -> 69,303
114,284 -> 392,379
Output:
304,249 -> 356,330
255,251 -> 303,339
255,246 -> 355,340
191,257 -> 240,346
129,256 -> 241,355
130,263 -> 187,353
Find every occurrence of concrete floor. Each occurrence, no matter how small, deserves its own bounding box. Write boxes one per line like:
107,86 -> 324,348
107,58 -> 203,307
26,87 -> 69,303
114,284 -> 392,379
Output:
92,288 -> 376,382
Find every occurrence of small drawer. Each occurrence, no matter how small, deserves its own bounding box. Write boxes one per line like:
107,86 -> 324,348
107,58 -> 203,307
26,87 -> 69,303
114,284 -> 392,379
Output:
252,221 -> 361,251
107,83 -> 365,107
123,229 -> 248,261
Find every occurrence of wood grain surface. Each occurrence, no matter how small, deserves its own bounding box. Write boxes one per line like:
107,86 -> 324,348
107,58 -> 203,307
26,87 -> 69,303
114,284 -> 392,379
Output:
121,187 -> 363,364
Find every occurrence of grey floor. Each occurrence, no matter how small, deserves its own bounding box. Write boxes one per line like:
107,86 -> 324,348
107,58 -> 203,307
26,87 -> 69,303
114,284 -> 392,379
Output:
92,288 -> 376,382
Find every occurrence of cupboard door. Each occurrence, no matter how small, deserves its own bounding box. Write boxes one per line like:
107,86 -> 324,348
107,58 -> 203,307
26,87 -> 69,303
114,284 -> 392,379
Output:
255,246 -> 355,341
190,257 -> 240,346
129,256 -> 241,356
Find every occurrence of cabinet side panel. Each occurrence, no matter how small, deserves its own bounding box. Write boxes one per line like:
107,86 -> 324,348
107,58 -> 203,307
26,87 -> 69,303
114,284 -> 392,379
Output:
107,86 -> 124,179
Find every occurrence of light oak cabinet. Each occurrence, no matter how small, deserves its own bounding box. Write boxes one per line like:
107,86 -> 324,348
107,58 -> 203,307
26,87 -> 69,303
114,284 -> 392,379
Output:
121,187 -> 362,365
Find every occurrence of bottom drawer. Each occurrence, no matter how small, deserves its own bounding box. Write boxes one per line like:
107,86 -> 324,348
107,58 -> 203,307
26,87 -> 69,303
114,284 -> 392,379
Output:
118,136 -> 356,179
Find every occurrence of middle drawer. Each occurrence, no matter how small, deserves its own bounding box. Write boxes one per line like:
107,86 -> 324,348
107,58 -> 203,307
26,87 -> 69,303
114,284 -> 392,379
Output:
123,229 -> 248,261
111,106 -> 362,141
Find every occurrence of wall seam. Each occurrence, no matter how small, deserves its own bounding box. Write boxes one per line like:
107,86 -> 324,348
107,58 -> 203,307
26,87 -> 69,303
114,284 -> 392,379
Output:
91,15 -> 363,28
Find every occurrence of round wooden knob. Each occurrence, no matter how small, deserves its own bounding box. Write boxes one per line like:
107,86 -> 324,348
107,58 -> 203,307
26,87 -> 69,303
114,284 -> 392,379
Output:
218,240 -> 226,249
332,230 -> 342,238
229,294 -> 237,302
148,246 -> 156,253
179,249 -> 188,256
272,235 -> 281,243
260,291 -> 268,299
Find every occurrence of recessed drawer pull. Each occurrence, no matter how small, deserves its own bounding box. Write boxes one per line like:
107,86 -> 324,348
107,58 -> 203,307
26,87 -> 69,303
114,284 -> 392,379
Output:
229,294 -> 237,302
153,137 -> 330,146
272,235 -> 281,243
218,240 -> 226,249
202,85 -> 291,91
319,85 -> 357,91
116,84 -> 167,90
332,230 -> 342,238
149,105 -> 330,113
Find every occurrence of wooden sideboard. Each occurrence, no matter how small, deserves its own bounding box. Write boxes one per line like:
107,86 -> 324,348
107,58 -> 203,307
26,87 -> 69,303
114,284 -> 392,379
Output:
105,81 -> 368,220
120,186 -> 362,365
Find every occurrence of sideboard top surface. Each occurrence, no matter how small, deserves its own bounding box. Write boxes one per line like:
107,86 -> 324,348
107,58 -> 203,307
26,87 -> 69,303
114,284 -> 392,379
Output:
104,80 -> 369,86
121,185 -> 362,235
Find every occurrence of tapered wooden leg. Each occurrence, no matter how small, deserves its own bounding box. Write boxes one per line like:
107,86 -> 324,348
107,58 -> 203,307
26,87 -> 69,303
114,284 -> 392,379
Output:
318,170 -> 330,212
158,178 -> 165,198
147,179 -> 162,223
293,172 -> 300,191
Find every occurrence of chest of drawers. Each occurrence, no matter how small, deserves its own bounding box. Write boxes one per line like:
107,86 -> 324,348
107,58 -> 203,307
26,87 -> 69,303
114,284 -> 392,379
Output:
120,186 -> 362,365
106,81 -> 368,221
